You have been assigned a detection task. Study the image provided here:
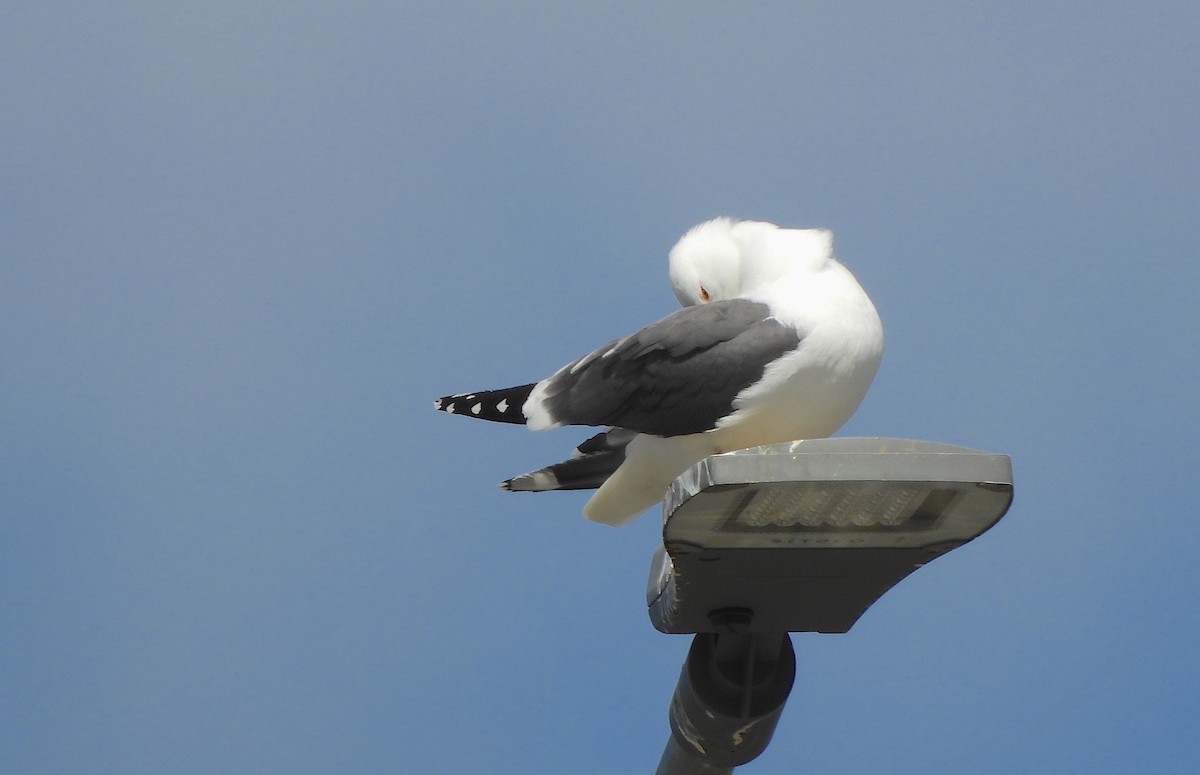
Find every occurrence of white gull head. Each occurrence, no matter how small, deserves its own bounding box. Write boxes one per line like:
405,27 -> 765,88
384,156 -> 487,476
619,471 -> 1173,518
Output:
669,217 -> 835,307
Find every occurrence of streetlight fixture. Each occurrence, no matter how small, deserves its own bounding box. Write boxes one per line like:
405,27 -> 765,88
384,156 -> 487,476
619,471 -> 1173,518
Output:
649,438 -> 1013,773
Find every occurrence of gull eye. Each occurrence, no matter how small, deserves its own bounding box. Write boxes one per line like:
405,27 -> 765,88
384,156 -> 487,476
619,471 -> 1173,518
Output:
699,286 -> 711,302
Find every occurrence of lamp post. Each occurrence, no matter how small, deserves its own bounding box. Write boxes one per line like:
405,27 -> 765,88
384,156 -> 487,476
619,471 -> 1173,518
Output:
649,438 -> 1013,774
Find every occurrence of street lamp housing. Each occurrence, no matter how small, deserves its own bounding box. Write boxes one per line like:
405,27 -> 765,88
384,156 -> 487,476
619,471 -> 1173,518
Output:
647,438 -> 1014,635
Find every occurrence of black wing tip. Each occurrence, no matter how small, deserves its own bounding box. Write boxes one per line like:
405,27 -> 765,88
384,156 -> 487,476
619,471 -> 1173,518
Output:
434,394 -> 470,412
433,385 -> 536,425
499,472 -> 540,492
433,394 -> 471,415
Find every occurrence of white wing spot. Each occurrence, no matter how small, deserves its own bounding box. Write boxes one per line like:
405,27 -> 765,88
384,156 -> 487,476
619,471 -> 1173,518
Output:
444,402 -> 455,413
470,402 -> 482,415
497,399 -> 508,413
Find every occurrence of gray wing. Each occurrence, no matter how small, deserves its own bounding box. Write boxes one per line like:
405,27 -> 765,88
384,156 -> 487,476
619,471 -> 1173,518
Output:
536,299 -> 802,437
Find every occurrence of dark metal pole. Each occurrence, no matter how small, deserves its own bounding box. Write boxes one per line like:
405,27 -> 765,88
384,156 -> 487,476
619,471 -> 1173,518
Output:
656,618 -> 795,774
657,733 -> 735,775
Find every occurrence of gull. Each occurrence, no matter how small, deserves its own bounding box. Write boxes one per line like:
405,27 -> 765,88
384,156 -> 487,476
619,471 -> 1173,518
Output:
435,217 -> 883,526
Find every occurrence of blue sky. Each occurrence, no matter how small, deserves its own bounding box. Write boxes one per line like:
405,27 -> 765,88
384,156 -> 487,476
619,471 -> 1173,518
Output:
3,3 -> 1198,773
